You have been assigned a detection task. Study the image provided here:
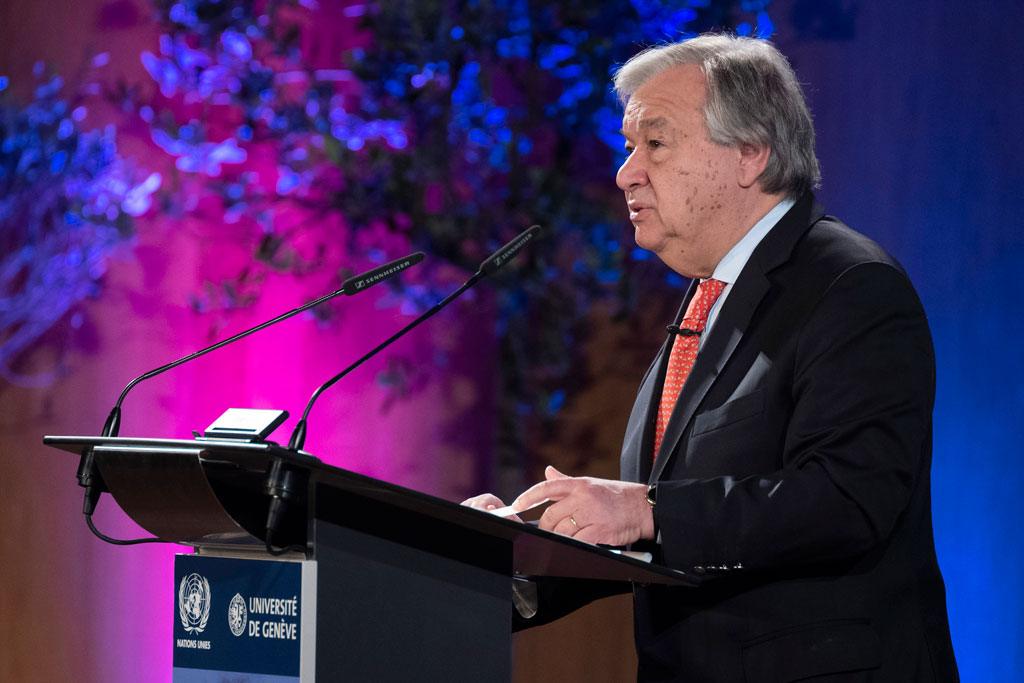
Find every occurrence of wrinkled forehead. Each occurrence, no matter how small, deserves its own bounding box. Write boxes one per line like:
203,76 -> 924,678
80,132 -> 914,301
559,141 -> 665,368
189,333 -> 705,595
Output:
620,64 -> 708,134
620,95 -> 704,139
620,106 -> 671,136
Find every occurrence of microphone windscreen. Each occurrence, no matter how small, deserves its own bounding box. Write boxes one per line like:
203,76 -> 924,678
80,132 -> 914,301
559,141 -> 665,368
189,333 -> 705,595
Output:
479,225 -> 541,276
342,252 -> 425,295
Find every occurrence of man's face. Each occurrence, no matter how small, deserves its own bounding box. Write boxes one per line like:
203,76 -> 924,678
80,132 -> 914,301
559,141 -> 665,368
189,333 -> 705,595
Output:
616,64 -> 747,278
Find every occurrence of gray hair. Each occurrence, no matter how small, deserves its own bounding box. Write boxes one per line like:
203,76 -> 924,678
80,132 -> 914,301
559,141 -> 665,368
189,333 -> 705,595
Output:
613,34 -> 821,198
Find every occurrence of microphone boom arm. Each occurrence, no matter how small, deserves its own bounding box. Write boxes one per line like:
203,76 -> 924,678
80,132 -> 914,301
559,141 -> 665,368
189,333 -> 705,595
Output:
288,272 -> 483,451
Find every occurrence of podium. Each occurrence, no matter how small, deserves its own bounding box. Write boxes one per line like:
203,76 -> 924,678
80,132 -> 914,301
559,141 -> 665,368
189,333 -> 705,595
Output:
44,435 -> 695,681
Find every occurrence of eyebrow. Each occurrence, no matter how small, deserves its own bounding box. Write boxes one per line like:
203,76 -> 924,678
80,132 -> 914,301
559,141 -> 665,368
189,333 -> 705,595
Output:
619,116 -> 671,137
639,116 -> 670,130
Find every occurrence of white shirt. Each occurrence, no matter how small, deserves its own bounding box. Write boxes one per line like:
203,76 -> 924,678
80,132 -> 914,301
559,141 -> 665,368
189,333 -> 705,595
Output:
699,198 -> 796,347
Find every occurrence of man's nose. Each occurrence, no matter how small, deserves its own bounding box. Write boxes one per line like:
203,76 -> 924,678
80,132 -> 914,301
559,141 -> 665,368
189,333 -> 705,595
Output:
616,153 -> 647,191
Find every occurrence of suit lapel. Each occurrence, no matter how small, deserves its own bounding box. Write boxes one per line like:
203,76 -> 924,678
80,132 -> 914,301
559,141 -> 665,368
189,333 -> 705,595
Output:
620,289 -> 694,483
648,193 -> 825,483
620,344 -> 665,484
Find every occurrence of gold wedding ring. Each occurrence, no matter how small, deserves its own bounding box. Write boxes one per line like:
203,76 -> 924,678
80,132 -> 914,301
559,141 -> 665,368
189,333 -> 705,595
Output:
569,515 -> 579,530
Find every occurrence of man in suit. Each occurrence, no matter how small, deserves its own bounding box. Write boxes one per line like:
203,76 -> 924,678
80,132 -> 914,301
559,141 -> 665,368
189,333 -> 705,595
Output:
465,34 -> 958,681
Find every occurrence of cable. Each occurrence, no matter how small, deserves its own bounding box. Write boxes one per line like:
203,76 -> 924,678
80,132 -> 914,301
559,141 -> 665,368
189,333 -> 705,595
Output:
85,513 -> 183,546
264,528 -> 306,557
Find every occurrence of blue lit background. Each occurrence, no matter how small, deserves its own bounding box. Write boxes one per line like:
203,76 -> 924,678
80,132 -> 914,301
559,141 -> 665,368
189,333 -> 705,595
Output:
775,3 -> 1024,679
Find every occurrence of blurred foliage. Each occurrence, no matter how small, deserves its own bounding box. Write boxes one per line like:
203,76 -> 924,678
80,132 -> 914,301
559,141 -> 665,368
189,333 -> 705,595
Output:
138,0 -> 772,415
0,63 -> 160,386
0,0 -> 774,416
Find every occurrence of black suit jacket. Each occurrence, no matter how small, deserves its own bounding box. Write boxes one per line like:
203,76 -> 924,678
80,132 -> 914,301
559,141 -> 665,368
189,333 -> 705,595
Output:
617,193 -> 958,681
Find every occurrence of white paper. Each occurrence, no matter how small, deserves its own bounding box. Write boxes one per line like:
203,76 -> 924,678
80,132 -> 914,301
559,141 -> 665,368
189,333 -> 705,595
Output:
609,550 -> 653,563
486,497 -> 550,518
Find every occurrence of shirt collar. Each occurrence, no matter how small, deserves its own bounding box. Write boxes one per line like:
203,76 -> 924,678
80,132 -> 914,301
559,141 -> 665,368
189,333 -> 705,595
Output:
710,197 -> 796,285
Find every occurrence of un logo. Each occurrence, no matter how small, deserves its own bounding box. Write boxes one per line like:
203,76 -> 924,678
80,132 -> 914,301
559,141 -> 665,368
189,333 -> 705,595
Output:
178,573 -> 211,634
228,593 -> 248,637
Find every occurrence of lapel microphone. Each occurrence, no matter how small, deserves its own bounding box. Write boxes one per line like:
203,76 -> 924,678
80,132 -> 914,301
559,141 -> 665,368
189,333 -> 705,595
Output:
666,324 -> 702,337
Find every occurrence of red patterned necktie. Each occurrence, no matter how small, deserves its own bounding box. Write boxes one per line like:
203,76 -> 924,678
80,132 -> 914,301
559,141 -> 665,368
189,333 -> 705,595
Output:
653,278 -> 727,459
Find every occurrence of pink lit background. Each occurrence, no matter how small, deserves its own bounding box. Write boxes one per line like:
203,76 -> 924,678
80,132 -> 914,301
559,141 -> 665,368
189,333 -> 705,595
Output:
1,0 -> 498,679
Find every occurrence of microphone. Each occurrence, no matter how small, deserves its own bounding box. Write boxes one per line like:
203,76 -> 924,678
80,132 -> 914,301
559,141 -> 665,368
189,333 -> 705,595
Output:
341,254 -> 426,295
480,224 -> 541,275
78,252 -> 424,515
288,225 -> 542,451
665,324 -> 701,337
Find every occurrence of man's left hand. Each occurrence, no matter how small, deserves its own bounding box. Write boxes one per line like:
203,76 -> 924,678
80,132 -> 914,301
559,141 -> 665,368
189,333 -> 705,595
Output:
511,466 -> 655,546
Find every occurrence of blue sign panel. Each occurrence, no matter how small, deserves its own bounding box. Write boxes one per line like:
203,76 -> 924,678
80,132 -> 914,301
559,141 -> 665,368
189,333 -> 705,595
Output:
172,554 -> 314,682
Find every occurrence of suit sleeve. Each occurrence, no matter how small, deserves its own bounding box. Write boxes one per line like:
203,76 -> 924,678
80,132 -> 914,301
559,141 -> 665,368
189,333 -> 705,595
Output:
653,261 -> 936,572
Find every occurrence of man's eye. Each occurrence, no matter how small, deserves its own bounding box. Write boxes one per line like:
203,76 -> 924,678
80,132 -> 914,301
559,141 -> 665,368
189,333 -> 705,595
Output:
648,139 -> 663,149
624,144 -> 635,154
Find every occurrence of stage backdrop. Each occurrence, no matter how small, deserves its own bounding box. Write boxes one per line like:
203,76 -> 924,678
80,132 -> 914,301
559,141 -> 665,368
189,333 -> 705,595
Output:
2,0 -> 1021,681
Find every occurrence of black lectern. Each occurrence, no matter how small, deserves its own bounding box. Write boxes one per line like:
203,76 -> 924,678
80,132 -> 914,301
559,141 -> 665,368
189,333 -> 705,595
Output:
44,436 -> 694,681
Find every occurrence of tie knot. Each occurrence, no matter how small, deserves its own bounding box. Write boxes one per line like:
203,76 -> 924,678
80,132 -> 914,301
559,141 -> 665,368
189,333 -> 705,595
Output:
681,278 -> 727,330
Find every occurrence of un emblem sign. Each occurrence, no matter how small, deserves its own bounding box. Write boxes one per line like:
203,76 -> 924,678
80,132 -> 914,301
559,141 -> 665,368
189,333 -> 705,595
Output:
178,573 -> 211,634
228,593 -> 248,637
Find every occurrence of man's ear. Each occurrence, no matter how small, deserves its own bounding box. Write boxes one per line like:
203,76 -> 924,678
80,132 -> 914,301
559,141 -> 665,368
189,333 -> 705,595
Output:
736,142 -> 771,188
